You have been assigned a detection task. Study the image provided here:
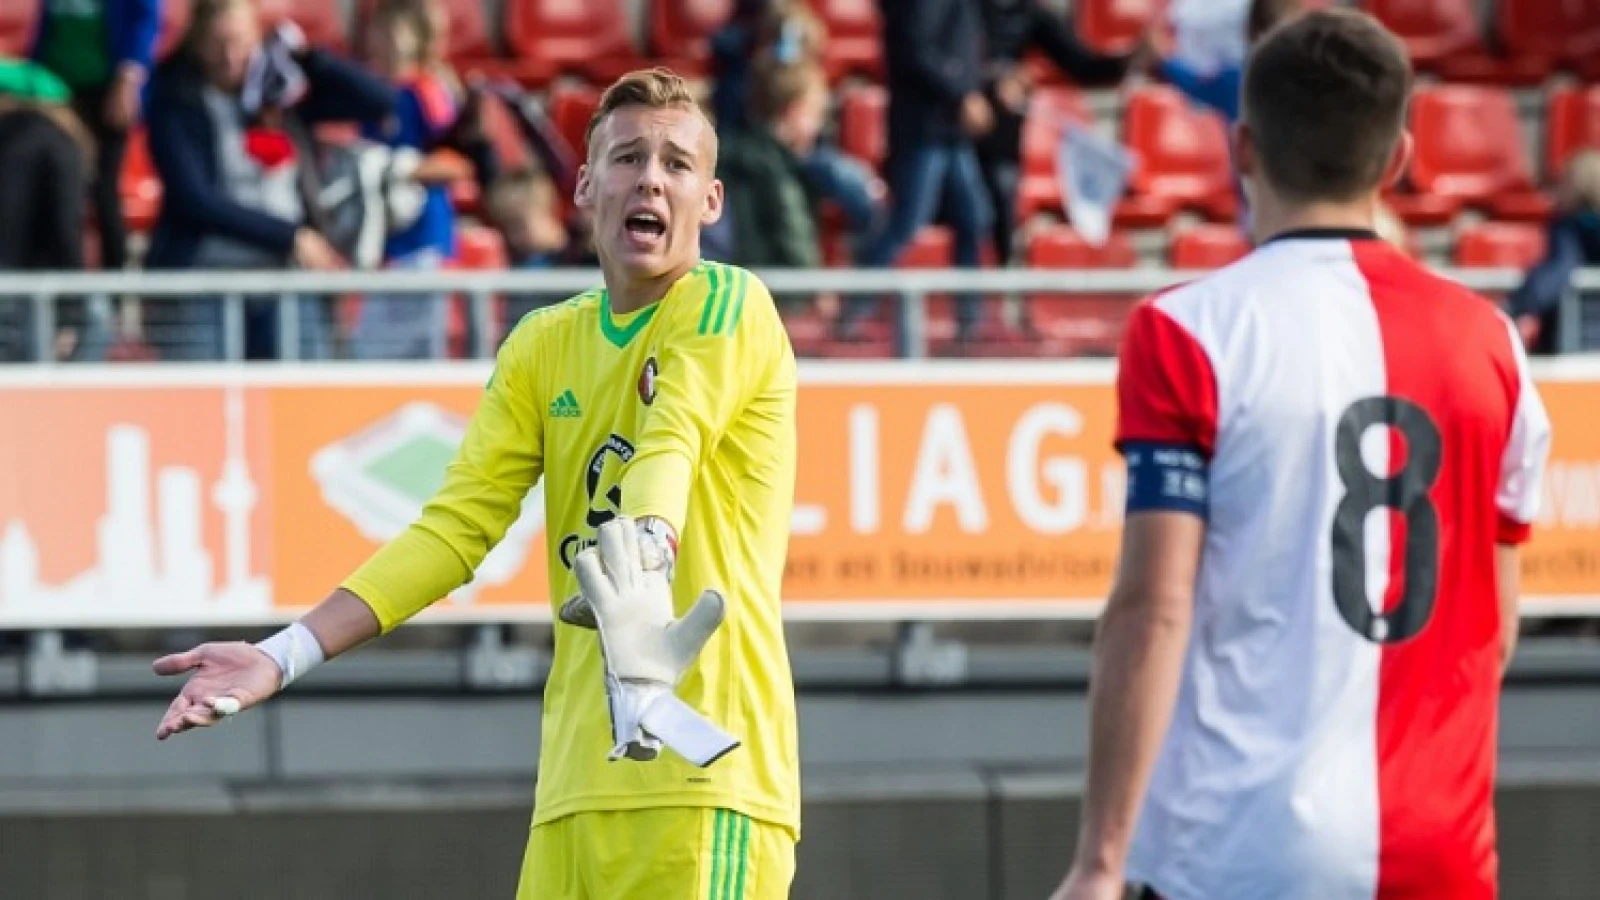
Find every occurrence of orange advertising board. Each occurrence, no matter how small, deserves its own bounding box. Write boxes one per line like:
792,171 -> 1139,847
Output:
0,362 -> 1594,626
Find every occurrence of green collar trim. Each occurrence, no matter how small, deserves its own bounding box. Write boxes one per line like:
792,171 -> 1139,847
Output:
599,290 -> 659,349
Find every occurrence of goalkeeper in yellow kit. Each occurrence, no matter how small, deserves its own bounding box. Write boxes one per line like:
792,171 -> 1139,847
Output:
150,68 -> 801,899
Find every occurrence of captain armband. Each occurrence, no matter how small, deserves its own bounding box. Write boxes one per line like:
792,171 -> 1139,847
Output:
1122,440 -> 1210,519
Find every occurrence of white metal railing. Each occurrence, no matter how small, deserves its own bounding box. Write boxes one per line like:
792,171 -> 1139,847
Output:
0,265 -> 1592,360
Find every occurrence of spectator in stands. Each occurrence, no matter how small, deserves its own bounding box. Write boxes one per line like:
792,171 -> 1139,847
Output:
143,0 -> 394,360
30,0 -> 161,273
1141,0 -> 1303,126
0,60 -> 95,361
488,167 -> 570,270
1510,150 -> 1600,354
487,164 -> 578,327
710,0 -> 823,132
718,61 -> 828,275
355,0 -> 489,360
853,0 -> 994,343
710,0 -> 881,244
976,0 -> 1132,263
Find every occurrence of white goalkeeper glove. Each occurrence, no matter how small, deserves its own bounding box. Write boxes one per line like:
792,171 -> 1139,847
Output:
565,517 -> 740,767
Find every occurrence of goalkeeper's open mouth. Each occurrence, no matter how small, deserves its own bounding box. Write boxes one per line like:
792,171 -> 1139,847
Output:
622,207 -> 669,251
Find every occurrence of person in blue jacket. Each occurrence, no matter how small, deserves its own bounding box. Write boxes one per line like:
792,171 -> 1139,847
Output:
143,0 -> 394,360
32,0 -> 162,272
1143,0 -> 1305,124
1511,151 -> 1600,354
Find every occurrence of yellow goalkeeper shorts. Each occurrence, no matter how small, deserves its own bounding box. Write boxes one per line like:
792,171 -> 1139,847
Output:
517,806 -> 795,900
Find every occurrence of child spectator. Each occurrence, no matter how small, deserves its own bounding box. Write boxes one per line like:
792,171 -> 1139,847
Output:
718,60 -> 829,273
486,166 -> 569,270
710,0 -> 826,132
711,1 -> 880,244
355,0 -> 472,359
486,165 -> 578,329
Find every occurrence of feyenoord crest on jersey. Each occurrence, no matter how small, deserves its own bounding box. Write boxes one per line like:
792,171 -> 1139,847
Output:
639,357 -> 658,406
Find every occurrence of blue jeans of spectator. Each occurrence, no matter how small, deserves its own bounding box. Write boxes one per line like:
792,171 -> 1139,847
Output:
853,141 -> 993,338
802,142 -> 882,238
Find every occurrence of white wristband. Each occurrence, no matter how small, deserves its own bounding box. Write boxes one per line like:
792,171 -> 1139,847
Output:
255,621 -> 326,688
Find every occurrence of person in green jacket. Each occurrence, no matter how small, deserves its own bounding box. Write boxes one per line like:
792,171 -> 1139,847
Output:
716,59 -> 829,279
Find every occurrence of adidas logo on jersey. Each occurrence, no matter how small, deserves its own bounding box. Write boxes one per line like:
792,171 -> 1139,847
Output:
549,390 -> 582,418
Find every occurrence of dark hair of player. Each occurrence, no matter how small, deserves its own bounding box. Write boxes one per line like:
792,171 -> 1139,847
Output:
1247,0 -> 1306,43
1241,8 -> 1413,202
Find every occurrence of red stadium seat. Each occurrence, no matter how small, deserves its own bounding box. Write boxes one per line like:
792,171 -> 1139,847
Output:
1362,0 -> 1550,82
1022,87 -> 1093,177
1024,226 -> 1140,356
649,0 -> 734,75
1497,0 -> 1600,66
1026,224 -> 1139,268
457,222 -> 509,269
443,224 -> 511,358
121,128 -> 161,233
1121,86 -> 1235,224
1015,87 -> 1093,220
895,226 -> 953,268
505,0 -> 642,86
837,83 -> 887,172
0,2 -> 36,57
259,0 -> 348,52
441,0 -> 495,61
1547,86 -> 1600,183
808,0 -> 883,81
1453,223 -> 1547,270
1076,0 -> 1166,55
1360,0 -> 1479,64
1170,224 -> 1250,269
1404,86 -> 1551,223
478,91 -> 533,172
549,81 -> 601,160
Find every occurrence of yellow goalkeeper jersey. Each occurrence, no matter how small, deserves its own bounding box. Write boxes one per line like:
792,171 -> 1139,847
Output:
342,262 -> 801,836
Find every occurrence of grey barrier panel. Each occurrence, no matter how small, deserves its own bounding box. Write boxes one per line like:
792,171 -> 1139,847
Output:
0,266 -> 1587,362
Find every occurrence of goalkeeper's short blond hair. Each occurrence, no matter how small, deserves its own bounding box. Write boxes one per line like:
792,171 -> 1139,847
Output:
585,68 -> 716,165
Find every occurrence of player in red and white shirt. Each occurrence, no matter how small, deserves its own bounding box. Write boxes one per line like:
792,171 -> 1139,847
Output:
1051,11 -> 1552,900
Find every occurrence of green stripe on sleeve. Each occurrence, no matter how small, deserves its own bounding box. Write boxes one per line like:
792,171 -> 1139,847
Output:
728,268 -> 750,332
699,267 -> 723,336
712,267 -> 745,336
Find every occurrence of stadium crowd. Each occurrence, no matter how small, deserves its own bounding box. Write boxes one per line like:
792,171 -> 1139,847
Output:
0,0 -> 1595,361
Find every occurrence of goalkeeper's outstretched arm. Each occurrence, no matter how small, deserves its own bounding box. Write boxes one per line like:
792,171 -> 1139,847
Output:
154,325 -> 545,740
152,588 -> 379,740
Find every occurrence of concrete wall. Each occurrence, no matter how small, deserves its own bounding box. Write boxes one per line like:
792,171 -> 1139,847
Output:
3,782 -> 1598,899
